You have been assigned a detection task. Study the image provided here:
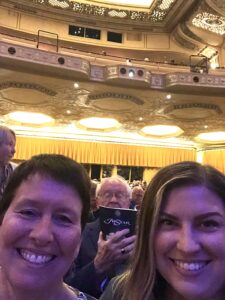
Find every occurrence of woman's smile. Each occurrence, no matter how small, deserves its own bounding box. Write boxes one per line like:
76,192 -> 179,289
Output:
18,248 -> 55,265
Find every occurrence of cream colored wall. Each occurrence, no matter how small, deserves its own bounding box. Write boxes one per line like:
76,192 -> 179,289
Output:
0,6 -> 193,54
0,7 -> 18,28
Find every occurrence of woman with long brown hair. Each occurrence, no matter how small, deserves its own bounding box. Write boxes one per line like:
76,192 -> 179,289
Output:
101,161 -> 225,300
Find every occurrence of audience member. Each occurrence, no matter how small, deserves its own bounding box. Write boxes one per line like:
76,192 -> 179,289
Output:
0,154 -> 96,300
130,185 -> 144,210
65,176 -> 136,298
100,161 -> 225,300
0,126 -> 16,201
88,181 -> 99,222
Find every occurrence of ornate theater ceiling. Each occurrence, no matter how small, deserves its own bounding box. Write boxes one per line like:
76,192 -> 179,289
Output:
0,0 -> 225,149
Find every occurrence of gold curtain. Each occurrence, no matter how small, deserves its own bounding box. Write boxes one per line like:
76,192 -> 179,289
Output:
203,149 -> 225,173
14,136 -> 196,167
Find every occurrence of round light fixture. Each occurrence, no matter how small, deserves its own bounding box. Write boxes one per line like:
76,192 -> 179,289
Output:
77,117 -> 120,131
141,125 -> 183,138
128,69 -> 135,78
7,111 -> 54,125
196,131 -> 225,143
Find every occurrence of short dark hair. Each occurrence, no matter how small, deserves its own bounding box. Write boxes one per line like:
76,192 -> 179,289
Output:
0,154 -> 90,230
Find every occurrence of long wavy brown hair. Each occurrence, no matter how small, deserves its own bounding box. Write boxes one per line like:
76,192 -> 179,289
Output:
113,161 -> 225,300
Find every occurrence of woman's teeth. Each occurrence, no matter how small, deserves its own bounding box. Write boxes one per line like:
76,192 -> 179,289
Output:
19,249 -> 53,264
173,260 -> 207,271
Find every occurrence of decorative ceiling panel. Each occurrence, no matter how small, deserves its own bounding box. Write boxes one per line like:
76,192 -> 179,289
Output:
34,0 -> 177,23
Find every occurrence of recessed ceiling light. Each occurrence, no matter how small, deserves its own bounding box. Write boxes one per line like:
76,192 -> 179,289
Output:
139,117 -> 143,121
141,125 -> 183,138
7,111 -> 54,125
66,110 -> 71,114
166,94 -> 172,99
74,83 -> 79,88
77,117 -> 120,131
196,131 -> 225,143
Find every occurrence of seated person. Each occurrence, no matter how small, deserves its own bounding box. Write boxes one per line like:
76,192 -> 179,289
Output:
0,154 -> 96,300
129,185 -> 144,210
100,161 -> 225,300
88,180 -> 99,222
0,125 -> 16,201
65,175 -> 136,298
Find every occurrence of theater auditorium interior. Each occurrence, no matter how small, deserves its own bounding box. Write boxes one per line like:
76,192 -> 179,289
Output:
0,0 -> 225,180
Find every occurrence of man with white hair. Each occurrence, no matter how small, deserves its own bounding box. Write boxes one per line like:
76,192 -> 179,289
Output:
0,126 -> 16,201
65,176 -> 136,298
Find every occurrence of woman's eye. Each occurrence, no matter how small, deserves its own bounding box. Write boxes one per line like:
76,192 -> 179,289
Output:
158,218 -> 177,227
55,214 -> 73,224
19,209 -> 37,217
199,220 -> 220,230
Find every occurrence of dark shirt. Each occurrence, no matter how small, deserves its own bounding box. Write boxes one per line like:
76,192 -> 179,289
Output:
87,209 -> 100,223
0,163 -> 14,201
65,219 -> 128,298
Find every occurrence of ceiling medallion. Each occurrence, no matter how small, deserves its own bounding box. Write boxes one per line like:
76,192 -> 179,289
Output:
192,12 -> 225,35
164,103 -> 222,120
0,82 -> 56,96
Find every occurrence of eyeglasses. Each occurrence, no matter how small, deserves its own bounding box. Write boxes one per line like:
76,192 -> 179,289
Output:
100,191 -> 128,201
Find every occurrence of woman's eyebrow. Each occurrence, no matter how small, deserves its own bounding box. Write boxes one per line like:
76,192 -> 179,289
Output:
159,212 -> 178,220
195,212 -> 224,219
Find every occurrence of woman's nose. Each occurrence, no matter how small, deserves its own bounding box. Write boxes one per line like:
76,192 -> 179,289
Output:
176,225 -> 200,253
29,217 -> 54,245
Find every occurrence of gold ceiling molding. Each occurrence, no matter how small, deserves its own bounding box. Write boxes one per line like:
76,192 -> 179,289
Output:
88,92 -> 144,105
33,0 -> 177,22
0,81 -> 56,96
164,103 -> 222,120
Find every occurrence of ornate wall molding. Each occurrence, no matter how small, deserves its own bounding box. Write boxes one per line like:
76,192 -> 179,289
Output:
166,72 -> 225,88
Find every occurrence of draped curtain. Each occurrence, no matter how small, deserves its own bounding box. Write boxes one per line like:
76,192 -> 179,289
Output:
14,136 -> 196,167
203,149 -> 225,173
